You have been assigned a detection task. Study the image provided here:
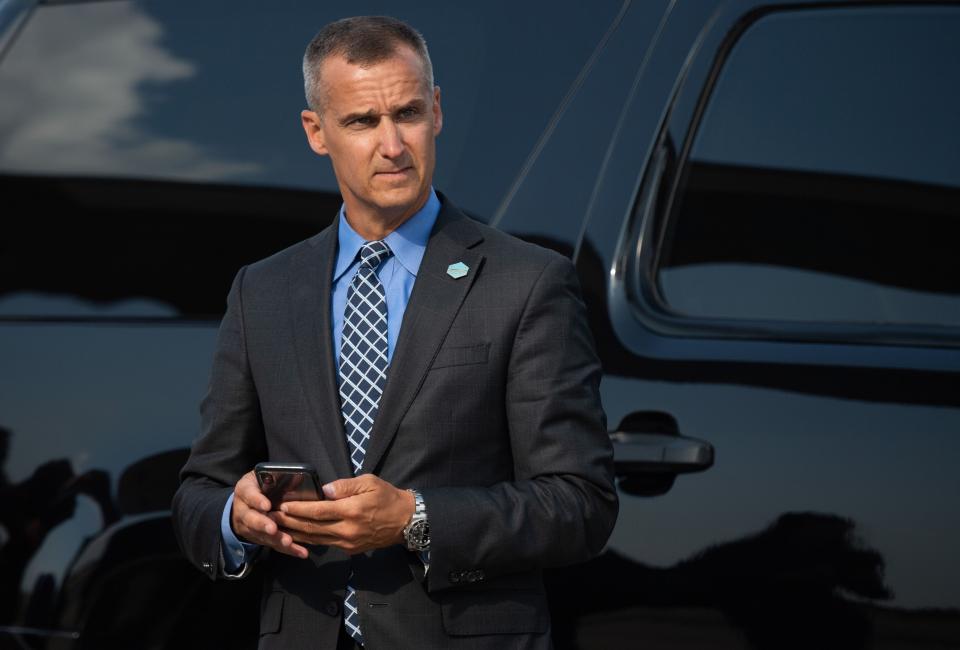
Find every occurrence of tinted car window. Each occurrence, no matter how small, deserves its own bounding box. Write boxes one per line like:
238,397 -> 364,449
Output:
0,176 -> 338,319
0,0 -> 620,319
0,0 -> 620,213
654,7 -> 960,328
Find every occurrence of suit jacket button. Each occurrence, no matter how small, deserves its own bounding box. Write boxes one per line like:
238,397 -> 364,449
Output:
325,600 -> 340,616
449,571 -> 462,584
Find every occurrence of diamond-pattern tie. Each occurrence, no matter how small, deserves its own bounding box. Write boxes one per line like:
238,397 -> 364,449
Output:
339,240 -> 392,646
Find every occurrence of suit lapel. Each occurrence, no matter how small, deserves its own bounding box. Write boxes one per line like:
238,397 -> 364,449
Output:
360,202 -> 485,474
289,224 -> 354,479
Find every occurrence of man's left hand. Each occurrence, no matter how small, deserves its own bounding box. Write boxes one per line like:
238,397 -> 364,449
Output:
269,474 -> 415,555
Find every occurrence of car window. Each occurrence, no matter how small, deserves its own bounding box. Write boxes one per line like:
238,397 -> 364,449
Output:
0,177 -> 337,319
0,0 -> 620,216
654,6 -> 960,328
0,0 -> 620,319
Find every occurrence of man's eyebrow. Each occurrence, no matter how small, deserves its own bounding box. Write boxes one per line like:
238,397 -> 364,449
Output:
396,99 -> 427,112
338,109 -> 378,127
337,100 -> 428,127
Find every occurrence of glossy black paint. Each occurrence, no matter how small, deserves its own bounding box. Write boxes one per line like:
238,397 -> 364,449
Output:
1,1 -> 958,648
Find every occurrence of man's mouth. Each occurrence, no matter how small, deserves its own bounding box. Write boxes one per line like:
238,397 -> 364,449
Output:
375,167 -> 413,179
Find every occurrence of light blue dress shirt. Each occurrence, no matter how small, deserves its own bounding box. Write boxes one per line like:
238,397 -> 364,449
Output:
220,188 -> 440,573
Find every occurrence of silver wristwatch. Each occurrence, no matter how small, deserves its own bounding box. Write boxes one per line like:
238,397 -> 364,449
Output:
403,489 -> 430,551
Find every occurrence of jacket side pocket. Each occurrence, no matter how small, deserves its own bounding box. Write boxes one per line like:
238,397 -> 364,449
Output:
259,591 -> 284,636
440,589 -> 549,635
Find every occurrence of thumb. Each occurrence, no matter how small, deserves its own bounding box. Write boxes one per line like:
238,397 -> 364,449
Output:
322,477 -> 364,500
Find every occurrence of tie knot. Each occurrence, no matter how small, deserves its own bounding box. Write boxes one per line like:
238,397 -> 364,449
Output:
359,240 -> 392,269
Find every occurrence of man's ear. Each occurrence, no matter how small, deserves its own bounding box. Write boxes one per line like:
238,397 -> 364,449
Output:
301,109 -> 328,156
432,86 -> 443,136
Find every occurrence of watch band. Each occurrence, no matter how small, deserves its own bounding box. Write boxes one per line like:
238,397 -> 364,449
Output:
403,489 -> 430,551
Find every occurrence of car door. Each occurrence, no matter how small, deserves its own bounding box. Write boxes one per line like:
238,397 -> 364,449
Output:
551,1 -> 960,648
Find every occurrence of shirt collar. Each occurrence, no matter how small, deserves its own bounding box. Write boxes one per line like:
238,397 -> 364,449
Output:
333,187 -> 440,283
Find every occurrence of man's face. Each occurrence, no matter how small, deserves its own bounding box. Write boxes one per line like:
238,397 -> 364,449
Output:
301,45 -> 442,229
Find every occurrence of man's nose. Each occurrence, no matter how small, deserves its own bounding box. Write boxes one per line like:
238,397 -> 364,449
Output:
378,119 -> 405,158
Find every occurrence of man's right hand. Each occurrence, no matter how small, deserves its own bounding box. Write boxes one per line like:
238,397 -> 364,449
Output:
231,471 -> 310,559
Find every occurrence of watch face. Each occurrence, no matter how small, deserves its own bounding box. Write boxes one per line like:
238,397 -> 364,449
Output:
410,520 -> 430,546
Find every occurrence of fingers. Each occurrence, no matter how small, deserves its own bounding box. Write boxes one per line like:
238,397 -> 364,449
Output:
273,476 -> 412,553
235,471 -> 271,513
271,510 -> 348,539
279,498 -> 350,520
233,502 -> 310,559
236,498 -> 278,536
271,531 -> 310,559
323,475 -> 364,499
231,471 -> 272,536
231,471 -> 308,559
322,473 -> 383,499
269,511 -> 368,554
231,473 -> 404,555
266,534 -> 310,560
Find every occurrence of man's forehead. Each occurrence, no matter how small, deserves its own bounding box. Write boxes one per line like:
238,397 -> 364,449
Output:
320,50 -> 431,111
321,45 -> 427,87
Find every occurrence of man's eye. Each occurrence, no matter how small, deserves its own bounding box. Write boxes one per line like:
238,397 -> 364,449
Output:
397,108 -> 420,120
350,116 -> 376,127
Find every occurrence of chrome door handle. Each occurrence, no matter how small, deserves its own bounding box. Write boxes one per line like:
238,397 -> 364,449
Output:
610,431 -> 714,475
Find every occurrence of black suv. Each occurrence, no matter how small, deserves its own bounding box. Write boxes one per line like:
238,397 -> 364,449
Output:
2,1 -> 958,648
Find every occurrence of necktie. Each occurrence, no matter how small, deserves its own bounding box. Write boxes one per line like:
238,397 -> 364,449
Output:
339,240 -> 392,645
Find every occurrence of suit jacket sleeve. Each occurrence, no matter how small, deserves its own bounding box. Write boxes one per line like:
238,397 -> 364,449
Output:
171,265 -> 268,580
419,254 -> 618,593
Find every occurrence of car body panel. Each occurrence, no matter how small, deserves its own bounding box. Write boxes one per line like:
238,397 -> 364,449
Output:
1,1 -> 958,648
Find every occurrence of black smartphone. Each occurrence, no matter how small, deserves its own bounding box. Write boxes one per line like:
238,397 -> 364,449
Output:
254,462 -> 324,510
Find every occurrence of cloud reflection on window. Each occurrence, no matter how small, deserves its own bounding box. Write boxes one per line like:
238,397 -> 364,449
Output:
0,2 -> 262,181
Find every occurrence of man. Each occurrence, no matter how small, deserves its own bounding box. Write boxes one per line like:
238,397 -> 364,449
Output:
172,15 -> 617,650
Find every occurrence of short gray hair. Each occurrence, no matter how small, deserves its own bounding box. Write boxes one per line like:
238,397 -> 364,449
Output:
302,16 -> 434,114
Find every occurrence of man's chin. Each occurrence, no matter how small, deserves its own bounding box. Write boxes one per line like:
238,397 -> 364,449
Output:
368,187 -> 429,216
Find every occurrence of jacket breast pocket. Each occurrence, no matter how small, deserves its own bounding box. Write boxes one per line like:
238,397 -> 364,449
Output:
430,342 -> 490,370
440,589 -> 549,636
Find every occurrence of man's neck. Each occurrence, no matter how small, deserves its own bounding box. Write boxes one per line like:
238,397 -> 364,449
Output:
342,193 -> 431,241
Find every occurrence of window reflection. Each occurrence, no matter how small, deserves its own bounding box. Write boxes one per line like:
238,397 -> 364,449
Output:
656,8 -> 960,328
0,1 -> 262,181
0,177 -> 336,319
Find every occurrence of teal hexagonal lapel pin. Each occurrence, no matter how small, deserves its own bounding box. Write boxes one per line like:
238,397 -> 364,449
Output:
446,261 -> 469,279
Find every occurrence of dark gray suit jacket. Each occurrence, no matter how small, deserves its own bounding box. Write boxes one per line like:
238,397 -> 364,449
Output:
172,195 -> 618,649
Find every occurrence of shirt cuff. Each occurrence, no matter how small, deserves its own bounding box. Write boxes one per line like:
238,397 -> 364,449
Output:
221,492 -> 260,574
419,549 -> 430,575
